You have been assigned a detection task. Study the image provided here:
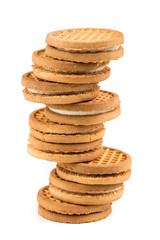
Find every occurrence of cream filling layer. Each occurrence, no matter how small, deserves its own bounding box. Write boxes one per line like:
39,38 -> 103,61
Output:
56,46 -> 120,53
43,65 -> 106,73
28,88 -> 90,95
48,107 -> 114,116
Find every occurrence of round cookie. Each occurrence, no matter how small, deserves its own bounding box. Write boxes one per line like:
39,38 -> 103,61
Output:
37,185 -> 111,215
28,134 -> 103,153
29,108 -> 102,134
29,124 -> 105,144
45,90 -> 121,125
27,144 -> 103,163
59,146 -> 132,174
46,28 -> 124,51
32,49 -> 108,73
49,184 -> 124,205
38,204 -> 112,224
23,85 -> 100,104
56,165 -> 131,185
50,169 -> 123,194
32,65 -> 111,84
45,45 -> 124,63
22,72 -> 97,92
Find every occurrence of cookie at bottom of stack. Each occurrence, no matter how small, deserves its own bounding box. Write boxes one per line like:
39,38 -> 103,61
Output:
37,186 -> 111,223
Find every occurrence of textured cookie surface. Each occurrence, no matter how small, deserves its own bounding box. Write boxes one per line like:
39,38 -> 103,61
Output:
32,65 -> 111,84
59,146 -> 132,174
28,134 -> 103,152
48,90 -> 120,112
23,85 -> 100,104
37,186 -> 110,215
50,169 -> 123,193
46,28 -> 124,50
56,165 -> 131,185
22,71 -> 97,92
45,45 -> 124,63
32,49 -> 107,73
38,204 -> 112,223
29,108 -> 101,134
27,144 -> 103,163
30,123 -> 105,144
45,106 -> 121,125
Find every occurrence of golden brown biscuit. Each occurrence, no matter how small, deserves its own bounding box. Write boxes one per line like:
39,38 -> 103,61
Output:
50,169 -> 123,194
32,49 -> 108,73
45,45 -> 124,63
56,165 -> 131,185
28,134 -> 103,153
59,146 -> 132,174
49,184 -> 124,205
27,144 -> 103,163
32,65 -> 111,84
37,185 -> 111,215
29,108 -> 101,134
38,204 -> 112,223
46,28 -> 124,51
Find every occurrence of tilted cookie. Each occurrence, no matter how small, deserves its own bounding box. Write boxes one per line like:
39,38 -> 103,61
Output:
37,185 -> 111,215
59,146 -> 132,174
50,169 -> 123,194
22,72 -> 100,104
29,108 -> 102,134
28,134 -> 103,153
45,45 -> 124,63
27,144 -> 103,163
49,183 -> 123,206
32,65 -> 111,84
46,28 -> 124,51
30,123 -> 105,144
45,90 -> 121,125
56,146 -> 132,184
38,204 -> 112,224
32,49 -> 108,73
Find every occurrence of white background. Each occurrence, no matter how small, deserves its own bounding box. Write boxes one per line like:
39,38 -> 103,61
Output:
1,0 -> 160,239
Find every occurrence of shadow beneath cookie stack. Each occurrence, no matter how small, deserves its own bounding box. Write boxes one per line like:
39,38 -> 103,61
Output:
22,28 -> 131,223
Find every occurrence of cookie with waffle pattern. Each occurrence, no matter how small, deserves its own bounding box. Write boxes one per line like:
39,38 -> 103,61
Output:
45,90 -> 121,125
32,65 -> 111,84
32,49 -> 108,73
38,204 -> 112,223
37,185 -> 111,215
22,72 -> 100,104
46,28 -> 124,51
56,146 -> 132,185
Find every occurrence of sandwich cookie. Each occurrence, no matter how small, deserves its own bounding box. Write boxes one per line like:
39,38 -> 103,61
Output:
38,204 -> 112,224
49,169 -> 124,205
37,185 -> 111,215
27,144 -> 103,163
29,108 -> 105,143
22,72 -> 99,104
56,146 -> 132,185
22,72 -> 100,104
49,183 -> 124,205
46,28 -> 124,51
45,45 -> 124,63
29,108 -> 102,134
32,65 -> 111,84
45,90 -> 121,125
32,49 -> 108,73
28,134 -> 103,153
50,169 -> 123,194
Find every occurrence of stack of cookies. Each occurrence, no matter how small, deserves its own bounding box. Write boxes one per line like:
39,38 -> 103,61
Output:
22,28 -> 132,224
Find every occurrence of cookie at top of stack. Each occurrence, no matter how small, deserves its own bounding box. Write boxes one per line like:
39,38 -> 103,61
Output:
45,28 -> 124,63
